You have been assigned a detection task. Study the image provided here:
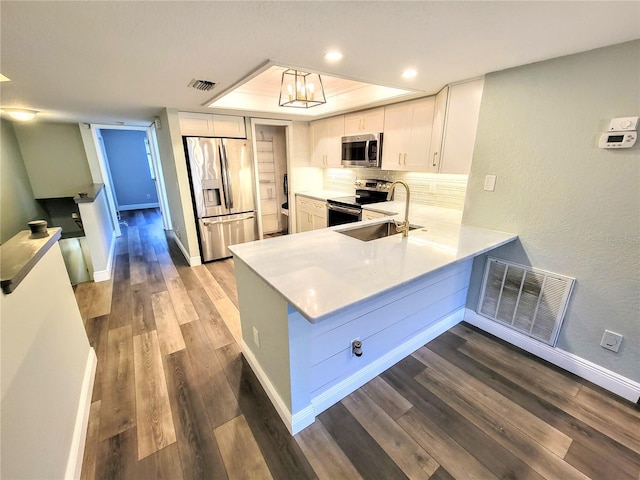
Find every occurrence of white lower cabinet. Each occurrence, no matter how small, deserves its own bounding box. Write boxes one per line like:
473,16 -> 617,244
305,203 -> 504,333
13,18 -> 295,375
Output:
296,195 -> 327,232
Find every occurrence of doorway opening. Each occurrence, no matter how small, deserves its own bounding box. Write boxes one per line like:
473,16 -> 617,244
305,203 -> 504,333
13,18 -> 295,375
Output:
91,124 -> 171,236
252,121 -> 291,238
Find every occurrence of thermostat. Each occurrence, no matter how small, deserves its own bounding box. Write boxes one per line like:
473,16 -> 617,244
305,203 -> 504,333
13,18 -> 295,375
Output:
599,131 -> 637,149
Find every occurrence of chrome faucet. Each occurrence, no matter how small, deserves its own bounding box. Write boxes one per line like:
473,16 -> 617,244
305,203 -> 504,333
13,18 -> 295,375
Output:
386,180 -> 411,237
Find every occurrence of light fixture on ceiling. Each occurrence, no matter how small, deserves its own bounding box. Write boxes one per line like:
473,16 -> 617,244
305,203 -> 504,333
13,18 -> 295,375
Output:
278,69 -> 326,108
324,50 -> 343,62
2,108 -> 38,121
402,69 -> 417,79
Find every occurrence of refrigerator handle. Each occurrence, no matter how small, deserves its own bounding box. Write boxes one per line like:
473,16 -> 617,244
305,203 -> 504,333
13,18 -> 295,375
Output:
218,144 -> 231,210
222,144 -> 234,210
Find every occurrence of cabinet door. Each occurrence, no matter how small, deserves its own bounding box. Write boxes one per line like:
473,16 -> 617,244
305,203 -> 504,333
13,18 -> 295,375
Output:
296,197 -> 313,232
428,86 -> 448,173
310,120 -> 329,167
344,108 -> 384,135
178,112 -> 215,136
404,97 -> 435,171
325,116 -> 345,167
310,200 -> 327,229
211,114 -> 246,138
381,103 -> 409,170
440,78 -> 484,174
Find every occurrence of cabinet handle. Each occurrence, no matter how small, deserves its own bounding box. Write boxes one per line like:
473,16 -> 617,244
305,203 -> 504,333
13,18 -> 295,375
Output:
404,153 -> 407,165
398,153 -> 402,165
432,152 -> 438,167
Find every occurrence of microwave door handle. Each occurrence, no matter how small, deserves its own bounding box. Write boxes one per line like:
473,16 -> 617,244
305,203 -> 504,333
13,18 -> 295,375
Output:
222,144 -> 234,210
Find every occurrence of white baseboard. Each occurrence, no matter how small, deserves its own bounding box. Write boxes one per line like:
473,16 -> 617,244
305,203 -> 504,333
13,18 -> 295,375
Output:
242,309 -> 465,435
311,308 -> 465,417
464,309 -> 640,403
168,230 -> 201,266
117,202 -> 160,211
241,340 -> 315,434
65,347 -> 97,480
92,231 -> 116,282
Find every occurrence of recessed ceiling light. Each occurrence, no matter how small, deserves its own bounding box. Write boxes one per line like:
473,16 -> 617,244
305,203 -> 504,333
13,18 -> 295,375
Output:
2,108 -> 38,121
0,73 -> 10,82
402,69 -> 417,79
324,51 -> 343,62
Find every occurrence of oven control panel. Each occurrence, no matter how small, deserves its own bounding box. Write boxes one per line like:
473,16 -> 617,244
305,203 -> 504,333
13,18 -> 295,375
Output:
355,179 -> 392,191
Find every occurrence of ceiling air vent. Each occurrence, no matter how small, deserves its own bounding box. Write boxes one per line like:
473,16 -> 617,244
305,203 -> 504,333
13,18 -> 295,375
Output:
188,79 -> 216,91
477,257 -> 575,346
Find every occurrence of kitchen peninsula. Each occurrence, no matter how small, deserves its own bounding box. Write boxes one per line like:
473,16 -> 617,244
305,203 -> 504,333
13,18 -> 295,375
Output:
229,204 -> 516,434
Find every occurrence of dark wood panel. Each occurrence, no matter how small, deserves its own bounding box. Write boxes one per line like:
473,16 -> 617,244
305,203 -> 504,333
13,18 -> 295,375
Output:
99,325 -> 135,441
136,443 -> 184,480
205,259 -> 239,307
187,288 -> 235,349
428,330 -> 640,472
85,314 -> 109,402
109,280 -> 131,329
383,356 -> 544,480
95,426 -> 138,480
131,282 -> 156,335
146,260 -> 168,294
564,440 -> 639,480
180,320 -> 241,429
319,401 -> 409,480
113,254 -> 130,283
164,350 -> 229,480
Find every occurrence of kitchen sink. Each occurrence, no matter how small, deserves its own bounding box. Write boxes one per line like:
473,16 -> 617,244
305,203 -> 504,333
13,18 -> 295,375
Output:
338,220 -> 420,242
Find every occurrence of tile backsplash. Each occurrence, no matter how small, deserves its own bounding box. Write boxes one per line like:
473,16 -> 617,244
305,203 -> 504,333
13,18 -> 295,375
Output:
323,168 -> 468,210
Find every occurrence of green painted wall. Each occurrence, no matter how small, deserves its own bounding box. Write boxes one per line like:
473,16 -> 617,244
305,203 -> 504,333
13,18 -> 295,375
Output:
0,119 -> 46,243
13,121 -> 93,198
464,40 -> 640,381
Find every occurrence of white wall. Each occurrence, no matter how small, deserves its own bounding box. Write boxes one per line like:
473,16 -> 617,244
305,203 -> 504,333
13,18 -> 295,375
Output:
78,187 -> 115,281
13,122 -> 93,198
1,243 -> 93,479
155,108 -> 201,264
463,40 -> 640,381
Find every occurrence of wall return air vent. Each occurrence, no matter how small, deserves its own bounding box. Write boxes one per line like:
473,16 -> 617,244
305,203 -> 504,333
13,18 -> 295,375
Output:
477,257 -> 575,346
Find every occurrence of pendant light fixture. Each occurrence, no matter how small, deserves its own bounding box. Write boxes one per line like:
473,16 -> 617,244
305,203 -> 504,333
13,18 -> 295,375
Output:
278,69 -> 326,108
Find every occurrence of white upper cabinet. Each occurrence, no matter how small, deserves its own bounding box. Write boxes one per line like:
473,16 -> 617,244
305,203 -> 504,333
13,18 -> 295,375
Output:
428,86 -> 448,173
382,97 -> 436,171
178,112 -> 246,138
438,78 -> 484,174
344,107 -> 385,136
310,116 -> 345,168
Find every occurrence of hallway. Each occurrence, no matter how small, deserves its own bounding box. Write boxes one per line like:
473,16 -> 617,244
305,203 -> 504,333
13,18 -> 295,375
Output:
75,209 -> 640,480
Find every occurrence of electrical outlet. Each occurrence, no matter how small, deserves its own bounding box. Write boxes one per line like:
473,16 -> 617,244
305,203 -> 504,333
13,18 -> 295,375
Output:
484,175 -> 497,191
600,330 -> 623,352
146,193 -> 151,199
253,326 -> 260,348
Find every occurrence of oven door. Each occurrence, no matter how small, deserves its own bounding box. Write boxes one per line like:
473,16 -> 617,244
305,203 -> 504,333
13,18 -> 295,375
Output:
327,203 -> 362,226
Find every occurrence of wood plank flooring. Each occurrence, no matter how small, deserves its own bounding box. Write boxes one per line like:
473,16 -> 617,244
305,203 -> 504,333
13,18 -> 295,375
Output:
78,209 -> 640,480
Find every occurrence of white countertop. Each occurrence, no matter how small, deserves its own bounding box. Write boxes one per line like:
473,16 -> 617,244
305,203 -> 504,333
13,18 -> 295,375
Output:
294,190 -> 349,201
229,203 -> 516,323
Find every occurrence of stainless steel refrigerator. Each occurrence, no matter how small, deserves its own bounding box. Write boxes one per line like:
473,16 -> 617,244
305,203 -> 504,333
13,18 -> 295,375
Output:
184,136 -> 258,262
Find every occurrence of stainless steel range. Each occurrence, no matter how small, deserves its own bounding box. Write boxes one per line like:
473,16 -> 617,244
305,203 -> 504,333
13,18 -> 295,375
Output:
327,179 -> 393,226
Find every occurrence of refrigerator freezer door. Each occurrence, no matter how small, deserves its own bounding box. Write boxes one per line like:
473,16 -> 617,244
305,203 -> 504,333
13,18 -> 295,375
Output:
186,137 -> 230,218
221,139 -> 256,214
198,212 -> 258,262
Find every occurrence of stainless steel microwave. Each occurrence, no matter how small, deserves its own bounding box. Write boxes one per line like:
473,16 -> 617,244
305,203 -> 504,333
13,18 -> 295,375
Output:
341,133 -> 382,168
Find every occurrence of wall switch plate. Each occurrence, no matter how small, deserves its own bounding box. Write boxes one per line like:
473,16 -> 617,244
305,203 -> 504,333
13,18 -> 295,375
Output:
600,330 -> 623,352
484,175 -> 497,191
253,326 -> 260,348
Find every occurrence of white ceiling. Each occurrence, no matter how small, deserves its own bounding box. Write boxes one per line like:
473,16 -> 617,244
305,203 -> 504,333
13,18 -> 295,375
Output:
1,1 -> 638,126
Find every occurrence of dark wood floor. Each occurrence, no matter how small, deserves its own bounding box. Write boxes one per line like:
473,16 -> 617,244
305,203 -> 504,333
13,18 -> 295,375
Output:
76,208 -> 640,480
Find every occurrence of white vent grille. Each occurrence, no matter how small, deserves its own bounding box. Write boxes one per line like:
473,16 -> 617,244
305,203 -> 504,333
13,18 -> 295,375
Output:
478,257 -> 574,346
